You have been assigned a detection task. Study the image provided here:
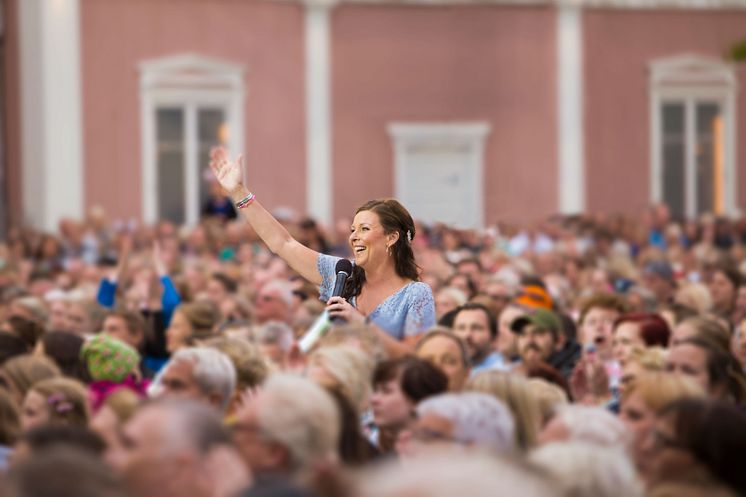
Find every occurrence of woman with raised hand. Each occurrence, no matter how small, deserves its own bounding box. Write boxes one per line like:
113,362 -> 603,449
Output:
209,147 -> 435,357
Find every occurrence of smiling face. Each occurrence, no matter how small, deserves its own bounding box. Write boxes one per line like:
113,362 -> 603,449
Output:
349,210 -> 398,270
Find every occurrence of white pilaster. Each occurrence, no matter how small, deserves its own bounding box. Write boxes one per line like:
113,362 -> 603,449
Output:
304,0 -> 336,225
19,0 -> 83,232
556,1 -> 585,214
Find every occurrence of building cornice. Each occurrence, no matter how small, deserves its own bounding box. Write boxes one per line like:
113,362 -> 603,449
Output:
292,0 -> 746,9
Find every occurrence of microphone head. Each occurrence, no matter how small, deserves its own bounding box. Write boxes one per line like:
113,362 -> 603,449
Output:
335,259 -> 353,275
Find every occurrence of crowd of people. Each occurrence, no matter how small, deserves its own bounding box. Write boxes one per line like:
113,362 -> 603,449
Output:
0,152 -> 745,497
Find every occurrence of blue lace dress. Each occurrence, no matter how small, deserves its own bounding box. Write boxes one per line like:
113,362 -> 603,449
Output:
317,254 -> 435,340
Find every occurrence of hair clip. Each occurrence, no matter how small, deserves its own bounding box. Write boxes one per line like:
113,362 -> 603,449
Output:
47,393 -> 74,414
406,230 -> 412,243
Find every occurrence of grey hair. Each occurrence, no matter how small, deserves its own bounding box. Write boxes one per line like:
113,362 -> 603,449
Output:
169,347 -> 237,412
358,452 -> 561,497
256,321 -> 294,352
530,442 -> 643,497
260,280 -> 295,308
146,398 -> 232,455
552,405 -> 631,449
416,392 -> 515,453
256,373 -> 339,473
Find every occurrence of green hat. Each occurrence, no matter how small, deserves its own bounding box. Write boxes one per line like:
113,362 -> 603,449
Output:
81,334 -> 140,382
510,308 -> 561,337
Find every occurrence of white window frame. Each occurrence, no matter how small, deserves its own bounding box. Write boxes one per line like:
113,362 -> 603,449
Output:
388,122 -> 490,229
649,54 -> 737,218
139,53 -> 245,225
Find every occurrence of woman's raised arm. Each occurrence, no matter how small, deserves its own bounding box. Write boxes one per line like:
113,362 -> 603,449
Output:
210,147 -> 322,285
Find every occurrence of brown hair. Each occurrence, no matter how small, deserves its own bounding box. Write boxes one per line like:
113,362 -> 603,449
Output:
0,389 -> 20,445
344,199 -> 419,299
29,377 -> 90,428
679,336 -> 746,403
578,293 -> 627,325
415,328 -> 469,368
373,356 -> 448,404
106,309 -> 148,338
177,301 -> 221,340
1,356 -> 61,400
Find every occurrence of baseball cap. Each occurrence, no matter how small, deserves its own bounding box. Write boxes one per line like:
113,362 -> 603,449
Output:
510,308 -> 561,337
643,260 -> 674,282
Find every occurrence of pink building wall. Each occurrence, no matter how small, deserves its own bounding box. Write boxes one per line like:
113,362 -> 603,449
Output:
80,0 -> 306,222
4,0 -> 22,228
331,4 -> 557,225
584,9 -> 746,216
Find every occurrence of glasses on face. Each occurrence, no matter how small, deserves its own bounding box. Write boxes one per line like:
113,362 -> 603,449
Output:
488,294 -> 511,303
410,427 -> 455,445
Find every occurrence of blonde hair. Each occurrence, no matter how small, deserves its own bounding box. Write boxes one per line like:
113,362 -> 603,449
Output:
308,345 -> 373,413
674,283 -> 713,314
621,372 -> 705,412
29,377 -> 90,427
318,323 -> 386,362
466,371 -> 541,450
99,388 -> 140,423
526,378 -> 568,427
626,346 -> 667,371
202,336 -> 269,389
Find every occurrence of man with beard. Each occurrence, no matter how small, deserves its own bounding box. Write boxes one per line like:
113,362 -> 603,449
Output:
452,303 -> 511,373
512,309 -> 563,371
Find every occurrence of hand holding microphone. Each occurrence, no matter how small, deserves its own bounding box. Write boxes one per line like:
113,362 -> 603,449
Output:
298,259 -> 357,353
326,259 -> 363,325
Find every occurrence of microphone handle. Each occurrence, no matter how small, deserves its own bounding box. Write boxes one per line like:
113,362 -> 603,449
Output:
331,271 -> 349,298
298,310 -> 331,353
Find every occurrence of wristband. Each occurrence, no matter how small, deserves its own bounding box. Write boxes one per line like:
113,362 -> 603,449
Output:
235,192 -> 256,209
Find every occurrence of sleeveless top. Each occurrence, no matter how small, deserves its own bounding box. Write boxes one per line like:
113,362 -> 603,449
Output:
317,254 -> 436,340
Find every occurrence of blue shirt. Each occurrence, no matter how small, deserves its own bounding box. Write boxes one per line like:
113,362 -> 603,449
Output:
470,351 -> 514,375
317,254 -> 435,340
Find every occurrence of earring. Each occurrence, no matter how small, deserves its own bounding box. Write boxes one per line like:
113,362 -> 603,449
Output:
386,245 -> 392,257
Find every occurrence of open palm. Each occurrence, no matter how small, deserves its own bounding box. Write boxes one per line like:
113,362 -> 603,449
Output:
209,147 -> 244,193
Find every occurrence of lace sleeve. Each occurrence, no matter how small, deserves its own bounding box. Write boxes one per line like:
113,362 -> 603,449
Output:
316,254 -> 342,302
403,282 -> 436,337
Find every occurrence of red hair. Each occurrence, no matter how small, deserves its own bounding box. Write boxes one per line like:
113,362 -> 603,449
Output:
613,312 -> 670,347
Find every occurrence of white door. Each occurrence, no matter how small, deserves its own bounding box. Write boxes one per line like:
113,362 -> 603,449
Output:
389,123 -> 490,229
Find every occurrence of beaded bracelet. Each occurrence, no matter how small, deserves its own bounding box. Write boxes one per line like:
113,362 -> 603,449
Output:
235,191 -> 256,209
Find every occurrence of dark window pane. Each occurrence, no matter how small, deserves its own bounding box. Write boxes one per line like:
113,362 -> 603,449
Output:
695,102 -> 721,216
157,150 -> 185,225
157,108 -> 184,143
157,108 -> 185,224
198,108 -> 226,210
662,103 -> 685,219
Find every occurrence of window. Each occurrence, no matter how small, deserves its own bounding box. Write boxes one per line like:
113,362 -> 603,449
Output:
650,55 -> 736,219
140,54 -> 245,224
388,123 -> 490,229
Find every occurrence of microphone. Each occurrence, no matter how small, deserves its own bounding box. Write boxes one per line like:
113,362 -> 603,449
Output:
330,259 -> 353,324
297,259 -> 353,353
